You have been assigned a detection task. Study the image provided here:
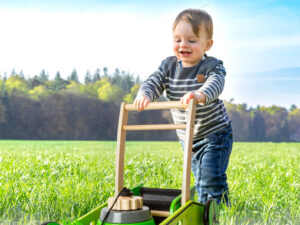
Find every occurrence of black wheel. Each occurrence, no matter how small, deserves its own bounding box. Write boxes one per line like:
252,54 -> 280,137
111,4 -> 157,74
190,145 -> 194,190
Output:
203,198 -> 219,225
41,221 -> 60,225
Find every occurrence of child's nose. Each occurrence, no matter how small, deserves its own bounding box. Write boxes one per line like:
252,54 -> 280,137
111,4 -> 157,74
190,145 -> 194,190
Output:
180,40 -> 189,48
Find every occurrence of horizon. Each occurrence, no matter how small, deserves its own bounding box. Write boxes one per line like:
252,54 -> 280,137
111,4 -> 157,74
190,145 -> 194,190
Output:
0,0 -> 299,108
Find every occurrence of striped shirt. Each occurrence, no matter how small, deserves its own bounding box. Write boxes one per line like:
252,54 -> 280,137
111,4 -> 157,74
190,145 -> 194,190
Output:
137,55 -> 230,141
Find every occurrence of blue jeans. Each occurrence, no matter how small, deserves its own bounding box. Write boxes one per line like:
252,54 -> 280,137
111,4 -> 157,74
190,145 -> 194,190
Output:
180,124 -> 233,205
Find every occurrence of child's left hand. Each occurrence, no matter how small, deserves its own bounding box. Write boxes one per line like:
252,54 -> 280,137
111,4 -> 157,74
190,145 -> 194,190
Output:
180,91 -> 206,108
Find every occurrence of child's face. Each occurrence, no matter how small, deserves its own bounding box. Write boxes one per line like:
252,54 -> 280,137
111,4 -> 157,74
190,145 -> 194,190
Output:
173,19 -> 213,67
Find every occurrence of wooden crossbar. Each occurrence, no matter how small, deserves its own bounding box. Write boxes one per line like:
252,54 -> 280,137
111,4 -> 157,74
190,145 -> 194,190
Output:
151,210 -> 170,217
123,124 -> 186,131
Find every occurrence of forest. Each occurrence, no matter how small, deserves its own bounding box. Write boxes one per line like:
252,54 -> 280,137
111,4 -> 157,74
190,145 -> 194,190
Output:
0,68 -> 299,141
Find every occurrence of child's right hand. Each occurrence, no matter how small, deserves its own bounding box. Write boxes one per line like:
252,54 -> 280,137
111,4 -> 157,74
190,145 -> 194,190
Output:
134,95 -> 150,112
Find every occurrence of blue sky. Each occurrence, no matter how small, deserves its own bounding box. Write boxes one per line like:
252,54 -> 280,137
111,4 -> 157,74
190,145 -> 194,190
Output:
0,0 -> 299,107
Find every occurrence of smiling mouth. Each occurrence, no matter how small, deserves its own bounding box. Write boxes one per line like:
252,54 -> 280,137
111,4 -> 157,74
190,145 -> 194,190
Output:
179,51 -> 192,56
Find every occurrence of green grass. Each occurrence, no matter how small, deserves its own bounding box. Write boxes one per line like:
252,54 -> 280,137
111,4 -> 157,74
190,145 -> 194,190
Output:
0,141 -> 299,225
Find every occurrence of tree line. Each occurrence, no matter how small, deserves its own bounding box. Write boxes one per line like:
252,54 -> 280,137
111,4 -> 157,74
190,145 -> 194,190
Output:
0,69 -> 299,141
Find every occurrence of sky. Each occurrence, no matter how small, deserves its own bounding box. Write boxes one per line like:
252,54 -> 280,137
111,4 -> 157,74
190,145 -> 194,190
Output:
0,0 -> 299,108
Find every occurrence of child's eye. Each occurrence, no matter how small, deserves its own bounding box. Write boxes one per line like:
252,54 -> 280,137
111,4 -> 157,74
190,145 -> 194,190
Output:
175,39 -> 181,43
189,40 -> 196,43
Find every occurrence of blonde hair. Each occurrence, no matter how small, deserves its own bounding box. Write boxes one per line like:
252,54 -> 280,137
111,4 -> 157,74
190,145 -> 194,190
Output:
173,9 -> 213,39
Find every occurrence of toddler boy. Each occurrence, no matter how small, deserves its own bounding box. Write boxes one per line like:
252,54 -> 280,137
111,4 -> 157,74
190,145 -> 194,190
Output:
134,8 -> 233,205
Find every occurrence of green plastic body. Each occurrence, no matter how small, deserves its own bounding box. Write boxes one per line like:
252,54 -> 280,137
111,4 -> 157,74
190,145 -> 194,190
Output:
63,184 -> 217,225
169,186 -> 195,215
160,200 -> 205,225
67,201 -> 207,225
97,219 -> 155,225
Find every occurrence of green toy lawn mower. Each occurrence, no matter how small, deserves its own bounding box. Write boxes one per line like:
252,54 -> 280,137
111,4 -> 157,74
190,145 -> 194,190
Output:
42,100 -> 219,225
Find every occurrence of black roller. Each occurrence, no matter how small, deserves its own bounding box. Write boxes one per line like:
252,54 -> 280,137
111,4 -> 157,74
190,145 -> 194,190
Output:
140,187 -> 181,211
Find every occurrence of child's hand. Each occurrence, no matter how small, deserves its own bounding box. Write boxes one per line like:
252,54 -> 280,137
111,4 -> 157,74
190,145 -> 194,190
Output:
180,91 -> 206,108
134,95 -> 150,112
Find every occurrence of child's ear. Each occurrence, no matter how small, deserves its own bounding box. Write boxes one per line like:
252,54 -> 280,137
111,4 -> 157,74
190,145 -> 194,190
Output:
205,39 -> 213,51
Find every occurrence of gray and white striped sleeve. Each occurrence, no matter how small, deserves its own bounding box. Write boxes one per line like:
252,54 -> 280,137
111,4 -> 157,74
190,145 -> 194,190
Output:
137,62 -> 166,101
198,62 -> 226,104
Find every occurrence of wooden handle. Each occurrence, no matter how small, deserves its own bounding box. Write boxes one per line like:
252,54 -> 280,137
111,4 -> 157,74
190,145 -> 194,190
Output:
181,99 -> 196,205
115,100 -> 196,205
124,101 -> 184,111
115,103 -> 128,195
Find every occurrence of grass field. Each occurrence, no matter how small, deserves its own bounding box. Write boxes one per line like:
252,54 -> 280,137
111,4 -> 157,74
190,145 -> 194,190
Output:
0,141 -> 299,225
